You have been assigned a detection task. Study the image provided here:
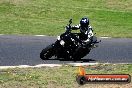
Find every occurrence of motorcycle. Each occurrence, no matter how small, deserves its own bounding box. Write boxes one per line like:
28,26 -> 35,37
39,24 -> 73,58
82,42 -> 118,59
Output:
40,19 -> 100,61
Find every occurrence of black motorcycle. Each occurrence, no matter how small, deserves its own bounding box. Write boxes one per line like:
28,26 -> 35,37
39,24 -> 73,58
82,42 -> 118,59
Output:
40,19 -> 100,61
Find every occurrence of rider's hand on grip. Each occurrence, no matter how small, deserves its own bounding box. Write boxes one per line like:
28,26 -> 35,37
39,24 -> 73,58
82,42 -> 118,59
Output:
65,26 -> 71,33
66,25 -> 71,30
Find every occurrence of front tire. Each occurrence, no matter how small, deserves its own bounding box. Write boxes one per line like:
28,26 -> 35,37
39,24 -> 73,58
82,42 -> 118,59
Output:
40,44 -> 54,60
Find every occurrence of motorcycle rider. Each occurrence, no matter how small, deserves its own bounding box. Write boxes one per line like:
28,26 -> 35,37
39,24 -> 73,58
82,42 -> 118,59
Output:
70,17 -> 94,60
69,17 -> 94,45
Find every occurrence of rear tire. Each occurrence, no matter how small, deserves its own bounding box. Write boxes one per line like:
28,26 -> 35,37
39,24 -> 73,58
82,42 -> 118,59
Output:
40,44 -> 54,60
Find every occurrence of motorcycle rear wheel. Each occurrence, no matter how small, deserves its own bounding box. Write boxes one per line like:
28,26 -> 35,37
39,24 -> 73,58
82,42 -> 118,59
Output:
40,44 -> 54,60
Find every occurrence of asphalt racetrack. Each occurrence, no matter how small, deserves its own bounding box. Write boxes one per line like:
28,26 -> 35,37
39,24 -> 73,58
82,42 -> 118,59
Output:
0,35 -> 132,66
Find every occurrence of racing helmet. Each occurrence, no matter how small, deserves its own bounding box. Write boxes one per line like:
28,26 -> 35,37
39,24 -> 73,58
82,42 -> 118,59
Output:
80,18 -> 89,33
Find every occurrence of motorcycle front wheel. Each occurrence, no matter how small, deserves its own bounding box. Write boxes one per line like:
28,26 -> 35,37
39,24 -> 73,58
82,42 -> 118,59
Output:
40,44 -> 54,60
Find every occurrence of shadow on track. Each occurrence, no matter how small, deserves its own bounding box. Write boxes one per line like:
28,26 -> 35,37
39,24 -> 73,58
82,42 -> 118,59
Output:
42,58 -> 96,62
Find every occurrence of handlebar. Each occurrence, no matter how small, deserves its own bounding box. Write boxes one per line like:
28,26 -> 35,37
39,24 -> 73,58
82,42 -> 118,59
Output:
69,19 -> 72,25
65,19 -> 73,33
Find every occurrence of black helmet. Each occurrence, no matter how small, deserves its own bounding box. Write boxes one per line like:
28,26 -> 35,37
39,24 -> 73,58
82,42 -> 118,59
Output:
80,18 -> 89,33
80,18 -> 89,27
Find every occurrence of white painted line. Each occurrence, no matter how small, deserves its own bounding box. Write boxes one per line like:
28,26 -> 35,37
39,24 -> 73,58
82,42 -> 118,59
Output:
100,37 -> 111,38
35,64 -> 62,67
68,63 -> 98,66
0,34 -> 112,39
0,63 -> 98,69
1,63 -> 131,69
18,65 -> 32,68
101,63 -> 132,64
34,35 -> 46,36
0,66 -> 19,69
0,64 -> 62,69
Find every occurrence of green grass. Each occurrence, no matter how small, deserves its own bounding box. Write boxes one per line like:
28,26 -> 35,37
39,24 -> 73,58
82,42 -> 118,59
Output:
0,64 -> 132,88
0,0 -> 132,37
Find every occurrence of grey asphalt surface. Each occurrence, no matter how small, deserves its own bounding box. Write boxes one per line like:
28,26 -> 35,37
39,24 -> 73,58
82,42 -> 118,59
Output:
0,35 -> 132,66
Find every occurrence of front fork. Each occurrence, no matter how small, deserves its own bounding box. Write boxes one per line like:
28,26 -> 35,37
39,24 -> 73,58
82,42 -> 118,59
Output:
53,40 -> 67,58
